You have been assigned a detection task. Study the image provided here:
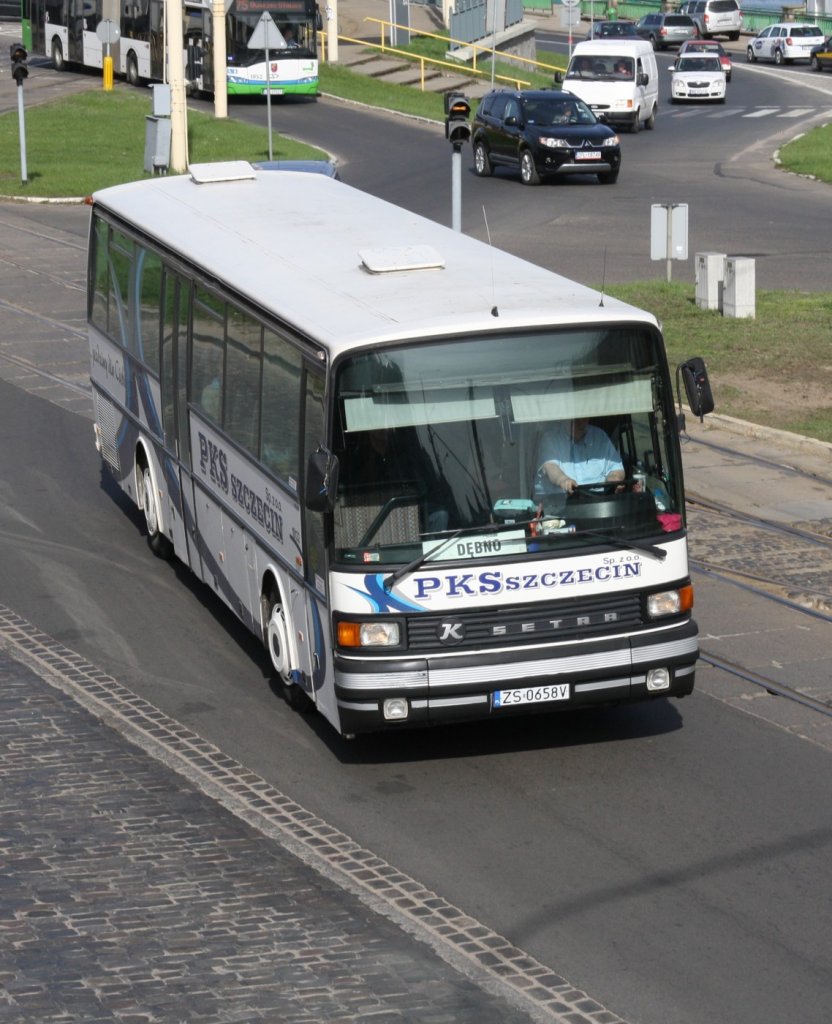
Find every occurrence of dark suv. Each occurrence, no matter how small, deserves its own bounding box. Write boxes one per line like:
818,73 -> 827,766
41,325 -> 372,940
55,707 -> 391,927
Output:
471,89 -> 622,186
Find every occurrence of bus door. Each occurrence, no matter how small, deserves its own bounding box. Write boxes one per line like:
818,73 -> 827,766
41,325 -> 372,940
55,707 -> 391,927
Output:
160,270 -> 204,576
67,0 -> 86,63
298,366 -> 337,720
27,0 -> 46,56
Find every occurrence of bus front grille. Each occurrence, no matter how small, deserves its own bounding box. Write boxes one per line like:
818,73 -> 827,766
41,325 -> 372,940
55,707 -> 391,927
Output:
406,593 -> 644,652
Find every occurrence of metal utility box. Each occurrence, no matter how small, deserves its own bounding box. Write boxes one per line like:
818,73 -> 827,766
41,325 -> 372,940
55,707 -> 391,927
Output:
695,252 -> 726,311
149,83 -> 171,117
144,116 -> 171,174
723,256 -> 756,319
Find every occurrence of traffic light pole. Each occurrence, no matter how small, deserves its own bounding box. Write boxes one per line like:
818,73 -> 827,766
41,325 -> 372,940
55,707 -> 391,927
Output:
451,144 -> 462,233
17,84 -> 27,184
444,92 -> 471,234
10,43 -> 29,183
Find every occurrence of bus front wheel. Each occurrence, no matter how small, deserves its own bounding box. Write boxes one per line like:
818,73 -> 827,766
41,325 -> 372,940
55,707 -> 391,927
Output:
126,52 -> 140,87
51,39 -> 65,72
261,591 -> 313,712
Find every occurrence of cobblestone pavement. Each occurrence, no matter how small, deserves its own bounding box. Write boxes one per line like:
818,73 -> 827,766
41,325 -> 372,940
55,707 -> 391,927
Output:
0,608 -> 629,1024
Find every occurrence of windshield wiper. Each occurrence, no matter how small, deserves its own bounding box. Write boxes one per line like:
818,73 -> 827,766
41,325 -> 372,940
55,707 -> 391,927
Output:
384,520 -> 523,591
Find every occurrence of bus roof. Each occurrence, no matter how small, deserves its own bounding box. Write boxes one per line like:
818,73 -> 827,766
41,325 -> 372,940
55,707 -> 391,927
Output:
91,163 -> 658,359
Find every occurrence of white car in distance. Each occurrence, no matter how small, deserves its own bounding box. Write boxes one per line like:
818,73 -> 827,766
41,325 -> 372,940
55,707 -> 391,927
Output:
669,54 -> 727,102
746,23 -> 825,64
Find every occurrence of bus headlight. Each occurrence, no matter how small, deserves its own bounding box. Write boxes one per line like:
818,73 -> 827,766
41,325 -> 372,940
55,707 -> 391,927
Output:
647,585 -> 693,619
338,621 -> 401,647
646,668 -> 671,691
383,697 -> 409,721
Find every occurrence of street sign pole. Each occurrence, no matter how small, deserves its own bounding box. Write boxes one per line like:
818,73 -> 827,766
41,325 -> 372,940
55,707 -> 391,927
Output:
650,203 -> 689,283
248,13 -> 283,163
265,47 -> 273,160
562,0 -> 580,60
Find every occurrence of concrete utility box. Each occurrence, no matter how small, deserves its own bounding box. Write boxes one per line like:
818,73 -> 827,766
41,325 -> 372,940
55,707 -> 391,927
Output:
723,256 -> 756,319
695,252 -> 726,311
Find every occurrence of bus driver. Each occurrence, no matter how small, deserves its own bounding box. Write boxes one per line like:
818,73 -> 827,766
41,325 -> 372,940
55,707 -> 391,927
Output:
535,417 -> 625,497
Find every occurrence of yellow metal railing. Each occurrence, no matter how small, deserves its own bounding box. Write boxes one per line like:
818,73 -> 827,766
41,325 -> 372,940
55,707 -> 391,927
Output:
317,17 -> 566,91
363,16 -> 563,79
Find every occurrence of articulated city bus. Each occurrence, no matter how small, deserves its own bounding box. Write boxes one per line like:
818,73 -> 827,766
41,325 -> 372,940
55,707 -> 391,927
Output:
87,162 -> 711,737
20,0 -> 320,96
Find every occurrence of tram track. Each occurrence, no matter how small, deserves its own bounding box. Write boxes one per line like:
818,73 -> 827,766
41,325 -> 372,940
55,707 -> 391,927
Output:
684,432 -> 832,718
684,430 -> 832,490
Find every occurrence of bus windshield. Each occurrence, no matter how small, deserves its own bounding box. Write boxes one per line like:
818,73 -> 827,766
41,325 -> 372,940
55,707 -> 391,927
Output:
331,327 -> 682,565
227,0 -> 318,67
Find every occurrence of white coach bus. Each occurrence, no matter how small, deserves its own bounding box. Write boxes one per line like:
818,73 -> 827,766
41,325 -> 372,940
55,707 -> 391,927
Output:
87,162 -> 711,737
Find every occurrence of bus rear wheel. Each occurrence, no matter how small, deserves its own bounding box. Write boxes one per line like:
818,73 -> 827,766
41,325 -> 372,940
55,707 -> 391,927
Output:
261,591 -> 313,712
139,463 -> 173,559
51,39 -> 65,72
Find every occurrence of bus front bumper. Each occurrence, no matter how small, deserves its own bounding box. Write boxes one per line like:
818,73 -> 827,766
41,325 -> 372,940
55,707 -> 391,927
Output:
333,620 -> 698,734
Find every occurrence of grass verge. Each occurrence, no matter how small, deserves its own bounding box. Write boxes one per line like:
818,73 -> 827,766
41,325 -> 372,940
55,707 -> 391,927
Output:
0,88 -> 326,197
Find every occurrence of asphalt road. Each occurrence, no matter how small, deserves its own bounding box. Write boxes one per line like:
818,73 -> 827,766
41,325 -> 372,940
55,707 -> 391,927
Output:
1,43 -> 831,1024
0,371 -> 830,1024
199,49 -> 832,291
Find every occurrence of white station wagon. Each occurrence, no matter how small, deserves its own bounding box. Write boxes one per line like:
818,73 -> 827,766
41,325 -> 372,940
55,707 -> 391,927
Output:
746,23 -> 825,64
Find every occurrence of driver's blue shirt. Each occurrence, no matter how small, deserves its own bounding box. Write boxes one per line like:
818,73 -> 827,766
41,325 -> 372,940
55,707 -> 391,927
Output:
535,423 -> 623,495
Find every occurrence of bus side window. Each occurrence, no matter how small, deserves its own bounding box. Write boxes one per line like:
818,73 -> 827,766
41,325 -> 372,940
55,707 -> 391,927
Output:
108,229 -> 134,351
224,307 -> 262,457
191,287 -> 225,425
302,368 -> 327,585
136,246 -> 162,375
261,328 -> 302,481
90,215 -> 109,333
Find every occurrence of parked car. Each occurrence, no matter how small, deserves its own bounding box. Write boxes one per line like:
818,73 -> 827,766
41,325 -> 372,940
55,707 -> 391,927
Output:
746,23 -> 825,65
253,160 -> 340,178
679,39 -> 732,81
586,20 -> 640,40
637,13 -> 701,50
471,89 -> 622,186
678,0 -> 742,41
669,53 -> 727,102
810,35 -> 832,72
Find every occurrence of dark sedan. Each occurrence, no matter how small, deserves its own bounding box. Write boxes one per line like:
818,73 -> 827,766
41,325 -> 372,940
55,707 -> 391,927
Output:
472,89 -> 621,186
586,20 -> 640,40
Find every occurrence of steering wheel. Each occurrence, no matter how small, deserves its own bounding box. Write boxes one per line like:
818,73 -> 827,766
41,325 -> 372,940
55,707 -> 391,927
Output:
567,482 -> 622,502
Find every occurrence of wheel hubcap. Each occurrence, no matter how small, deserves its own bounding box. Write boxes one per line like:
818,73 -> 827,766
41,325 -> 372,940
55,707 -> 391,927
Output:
142,469 -> 158,535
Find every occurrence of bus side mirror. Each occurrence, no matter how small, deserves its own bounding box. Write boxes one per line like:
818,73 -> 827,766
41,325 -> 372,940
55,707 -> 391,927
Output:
306,446 -> 339,512
678,357 -> 715,422
553,70 -> 563,85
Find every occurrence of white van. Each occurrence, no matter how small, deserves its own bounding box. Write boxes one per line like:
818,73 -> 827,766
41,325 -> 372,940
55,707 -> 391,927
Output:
563,40 -> 659,133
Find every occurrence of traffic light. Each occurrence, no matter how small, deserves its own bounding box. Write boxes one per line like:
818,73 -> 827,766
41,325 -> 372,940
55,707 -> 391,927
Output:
444,92 -> 471,146
10,42 -> 28,86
